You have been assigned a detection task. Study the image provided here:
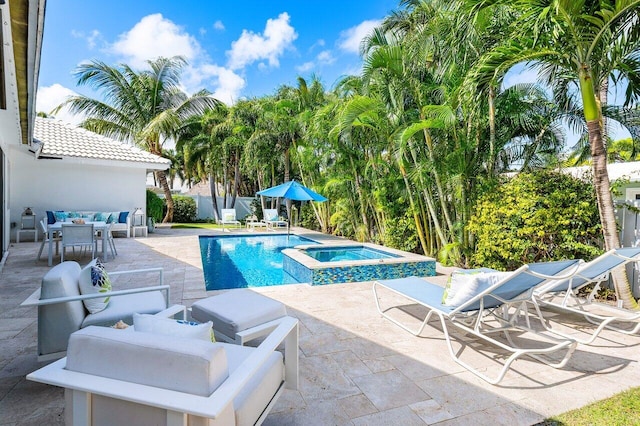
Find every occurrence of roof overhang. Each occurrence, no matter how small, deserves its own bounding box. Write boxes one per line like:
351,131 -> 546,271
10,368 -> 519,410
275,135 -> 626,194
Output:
10,0 -> 46,146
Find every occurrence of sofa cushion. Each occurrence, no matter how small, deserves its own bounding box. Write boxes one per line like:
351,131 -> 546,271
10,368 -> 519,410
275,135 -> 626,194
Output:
133,313 -> 214,341
66,326 -> 229,397
54,211 -> 67,222
81,291 -> 166,328
118,211 -> 129,223
46,210 -> 56,224
78,259 -> 112,314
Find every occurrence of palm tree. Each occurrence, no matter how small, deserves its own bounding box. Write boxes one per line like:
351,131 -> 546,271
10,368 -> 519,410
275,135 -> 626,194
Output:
57,56 -> 221,222
466,0 -> 640,308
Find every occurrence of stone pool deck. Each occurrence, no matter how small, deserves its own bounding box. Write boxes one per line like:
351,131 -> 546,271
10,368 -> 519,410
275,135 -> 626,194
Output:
2,226 -> 640,425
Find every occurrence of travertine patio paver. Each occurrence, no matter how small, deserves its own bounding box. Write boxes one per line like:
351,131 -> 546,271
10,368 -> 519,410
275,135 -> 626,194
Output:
1,226 -> 640,425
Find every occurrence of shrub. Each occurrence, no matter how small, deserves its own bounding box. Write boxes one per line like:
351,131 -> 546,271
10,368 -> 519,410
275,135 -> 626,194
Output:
146,189 -> 165,223
467,171 -> 603,270
172,195 -> 197,223
299,203 -> 320,230
383,212 -> 419,253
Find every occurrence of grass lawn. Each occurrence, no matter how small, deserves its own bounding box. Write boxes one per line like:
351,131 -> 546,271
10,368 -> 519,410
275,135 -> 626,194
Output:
171,223 -> 222,229
542,387 -> 640,425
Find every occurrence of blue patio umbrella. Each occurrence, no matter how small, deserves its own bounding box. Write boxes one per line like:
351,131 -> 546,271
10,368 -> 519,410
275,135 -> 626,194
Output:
256,180 -> 327,202
257,180 -> 327,233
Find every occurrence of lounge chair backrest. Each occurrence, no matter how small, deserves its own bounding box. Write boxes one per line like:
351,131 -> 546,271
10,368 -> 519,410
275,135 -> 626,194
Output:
221,209 -> 237,221
264,209 -> 279,221
38,261 -> 87,356
537,248 -> 640,295
457,259 -> 582,312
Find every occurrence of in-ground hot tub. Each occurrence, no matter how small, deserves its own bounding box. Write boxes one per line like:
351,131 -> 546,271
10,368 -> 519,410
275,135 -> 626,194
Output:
282,243 -> 436,285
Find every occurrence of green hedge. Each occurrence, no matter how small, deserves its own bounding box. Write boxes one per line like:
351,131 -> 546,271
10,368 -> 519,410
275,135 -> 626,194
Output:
173,195 -> 197,223
146,189 -> 164,223
467,171 -> 603,270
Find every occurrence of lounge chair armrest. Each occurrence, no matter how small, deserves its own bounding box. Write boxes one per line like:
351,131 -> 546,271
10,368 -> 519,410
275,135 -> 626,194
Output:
21,285 -> 170,307
153,304 -> 187,320
27,316 -> 299,420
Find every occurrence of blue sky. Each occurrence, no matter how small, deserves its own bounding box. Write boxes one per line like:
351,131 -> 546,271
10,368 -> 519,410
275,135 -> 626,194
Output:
35,0 -> 629,143
36,0 -> 399,122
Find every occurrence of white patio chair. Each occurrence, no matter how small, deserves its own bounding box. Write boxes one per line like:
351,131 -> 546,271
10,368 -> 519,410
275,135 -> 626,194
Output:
61,223 -> 95,262
531,247 -> 640,344
36,218 -> 60,261
96,221 -> 117,260
219,208 -> 241,231
262,209 -> 287,230
21,259 -> 171,361
373,259 -> 581,384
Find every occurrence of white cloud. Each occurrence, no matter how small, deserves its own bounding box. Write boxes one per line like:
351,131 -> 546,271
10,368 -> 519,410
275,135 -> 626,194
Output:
199,27 -> 207,37
36,84 -> 84,125
227,12 -> 297,70
71,29 -> 103,50
110,13 -> 200,68
198,65 -> 246,105
213,20 -> 225,31
296,61 -> 315,72
316,50 -> 335,65
338,19 -> 381,54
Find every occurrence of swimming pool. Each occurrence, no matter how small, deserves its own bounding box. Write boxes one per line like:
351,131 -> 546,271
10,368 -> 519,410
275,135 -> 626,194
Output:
304,246 -> 400,262
199,235 -> 318,290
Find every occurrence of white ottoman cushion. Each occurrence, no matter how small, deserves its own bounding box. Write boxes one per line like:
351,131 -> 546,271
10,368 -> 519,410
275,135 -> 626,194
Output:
191,290 -> 287,339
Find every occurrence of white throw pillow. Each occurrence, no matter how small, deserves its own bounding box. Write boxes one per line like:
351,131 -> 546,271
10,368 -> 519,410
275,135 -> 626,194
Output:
133,313 -> 215,342
443,271 -> 511,307
78,258 -> 112,314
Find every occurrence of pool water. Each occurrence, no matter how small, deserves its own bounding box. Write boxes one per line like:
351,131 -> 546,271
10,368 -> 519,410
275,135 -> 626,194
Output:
304,246 -> 400,262
199,235 -> 317,290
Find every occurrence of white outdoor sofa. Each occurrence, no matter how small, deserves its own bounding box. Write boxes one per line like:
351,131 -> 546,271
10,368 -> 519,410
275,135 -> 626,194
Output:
27,315 -> 299,426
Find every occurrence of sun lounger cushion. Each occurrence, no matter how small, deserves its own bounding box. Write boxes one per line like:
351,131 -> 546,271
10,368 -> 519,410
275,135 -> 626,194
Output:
66,326 -> 229,397
133,313 -> 214,341
443,271 -> 511,307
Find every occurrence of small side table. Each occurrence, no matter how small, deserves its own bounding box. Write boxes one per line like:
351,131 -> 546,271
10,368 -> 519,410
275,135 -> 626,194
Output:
132,225 -> 148,238
17,215 -> 38,243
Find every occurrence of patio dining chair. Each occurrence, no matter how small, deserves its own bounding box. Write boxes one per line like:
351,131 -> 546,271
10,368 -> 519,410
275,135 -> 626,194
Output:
61,223 -> 95,262
36,218 -> 60,261
373,259 -> 582,384
531,247 -> 640,344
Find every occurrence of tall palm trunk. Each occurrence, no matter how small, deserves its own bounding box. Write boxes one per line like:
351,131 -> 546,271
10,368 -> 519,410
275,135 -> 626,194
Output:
209,174 -> 220,221
156,170 -> 174,223
580,67 -> 638,309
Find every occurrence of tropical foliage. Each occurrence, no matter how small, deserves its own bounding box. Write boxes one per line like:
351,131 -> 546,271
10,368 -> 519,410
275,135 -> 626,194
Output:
63,1 -> 640,303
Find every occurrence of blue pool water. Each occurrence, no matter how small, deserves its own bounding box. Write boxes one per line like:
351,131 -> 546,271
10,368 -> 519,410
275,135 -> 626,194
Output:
304,246 -> 400,262
199,235 -> 317,290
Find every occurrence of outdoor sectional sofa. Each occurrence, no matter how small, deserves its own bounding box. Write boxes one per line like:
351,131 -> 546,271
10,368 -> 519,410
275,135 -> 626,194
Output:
45,210 -> 132,238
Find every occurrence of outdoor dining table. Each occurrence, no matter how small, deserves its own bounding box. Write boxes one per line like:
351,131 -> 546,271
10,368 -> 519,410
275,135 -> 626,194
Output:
46,221 -> 109,266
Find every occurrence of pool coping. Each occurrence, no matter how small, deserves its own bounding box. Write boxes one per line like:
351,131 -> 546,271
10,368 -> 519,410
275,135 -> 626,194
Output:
282,242 -> 435,269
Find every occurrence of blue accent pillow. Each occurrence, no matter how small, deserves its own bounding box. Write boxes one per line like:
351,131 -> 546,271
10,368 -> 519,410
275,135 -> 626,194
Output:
46,211 -> 56,224
54,211 -> 67,222
118,211 -> 129,223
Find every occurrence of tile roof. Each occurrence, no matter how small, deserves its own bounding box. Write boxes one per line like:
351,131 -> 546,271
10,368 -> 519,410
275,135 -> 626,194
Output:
33,117 -> 171,167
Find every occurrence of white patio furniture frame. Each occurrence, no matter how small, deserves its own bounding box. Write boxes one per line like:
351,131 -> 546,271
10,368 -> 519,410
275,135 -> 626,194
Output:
219,208 -> 242,231
373,259 -> 581,384
26,316 -> 299,426
245,215 -> 268,231
262,209 -> 287,231
37,218 -> 60,261
21,263 -> 170,361
531,247 -> 640,344
47,221 -> 109,266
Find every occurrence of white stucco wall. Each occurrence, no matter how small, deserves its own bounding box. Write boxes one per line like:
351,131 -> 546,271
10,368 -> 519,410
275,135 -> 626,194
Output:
8,146 -> 147,242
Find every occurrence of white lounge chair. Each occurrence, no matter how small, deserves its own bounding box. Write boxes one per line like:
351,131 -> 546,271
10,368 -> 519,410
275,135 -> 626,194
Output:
26,316 -> 299,426
219,209 -> 241,231
531,247 -> 640,344
21,260 -> 171,361
262,209 -> 287,231
373,259 -> 581,384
